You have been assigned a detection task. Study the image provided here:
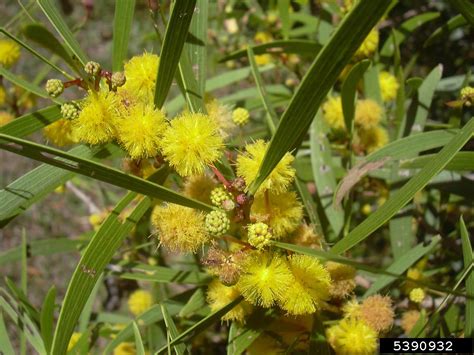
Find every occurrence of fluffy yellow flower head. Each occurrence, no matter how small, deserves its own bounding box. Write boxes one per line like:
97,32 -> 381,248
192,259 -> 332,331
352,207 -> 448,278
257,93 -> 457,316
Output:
360,294 -> 394,333
183,174 -> 217,204
43,118 -> 77,147
236,140 -> 295,195
73,89 -> 121,145
121,52 -> 159,102
113,342 -> 135,355
161,112 -> 224,177
117,103 -> 167,159
251,191 -> 303,238
207,280 -> 253,323
152,203 -> 210,253
326,261 -> 357,299
279,255 -> 331,315
0,39 -> 21,67
409,288 -> 425,303
358,125 -> 389,153
67,332 -> 82,352
355,99 -> 382,130
404,267 -> 424,293
343,299 -> 362,319
327,318 -> 378,355
0,86 -> 6,105
379,71 -> 399,102
289,224 -> 324,250
237,252 -> 293,307
401,310 -> 420,334
322,96 -> 345,131
205,96 -> 235,139
0,111 -> 14,126
355,29 -> 379,59
127,289 -> 152,316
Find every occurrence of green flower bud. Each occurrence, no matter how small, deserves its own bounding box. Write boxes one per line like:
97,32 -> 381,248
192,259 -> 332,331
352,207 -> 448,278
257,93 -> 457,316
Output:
61,102 -> 80,120
210,186 -> 232,208
247,222 -> 272,250
45,79 -> 64,98
461,86 -> 474,107
84,61 -> 101,76
205,210 -> 230,237
111,71 -> 126,89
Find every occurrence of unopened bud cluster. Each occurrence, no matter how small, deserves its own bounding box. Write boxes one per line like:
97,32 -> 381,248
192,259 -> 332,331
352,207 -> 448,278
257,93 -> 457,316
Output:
112,71 -> 126,89
247,222 -> 272,249
84,61 -> 101,76
461,86 -> 474,106
45,79 -> 64,98
210,187 -> 232,207
232,107 -> 250,126
61,102 -> 80,120
205,210 -> 230,237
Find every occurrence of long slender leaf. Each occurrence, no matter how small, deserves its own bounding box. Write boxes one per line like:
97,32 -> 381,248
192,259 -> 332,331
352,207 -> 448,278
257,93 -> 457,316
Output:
40,286 -> 56,353
331,117 -> 474,254
37,0 -> 89,67
154,0 -> 197,108
120,265 -> 210,285
247,0 -> 393,195
0,312 -> 15,355
0,105 -> 61,138
112,0 -> 136,71
160,303 -> 186,355
400,152 -> 474,171
364,236 -> 440,296
451,0 -> 474,26
187,0 -> 208,96
0,134 -> 213,211
0,66 -> 57,102
424,15 -> 468,47
460,217 -> 474,338
132,322 -> 146,355
51,193 -> 152,354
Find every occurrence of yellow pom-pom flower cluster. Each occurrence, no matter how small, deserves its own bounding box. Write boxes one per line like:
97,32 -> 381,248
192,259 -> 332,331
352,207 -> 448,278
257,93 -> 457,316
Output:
236,140 -> 295,195
379,71 -> 399,102
0,111 -> 14,126
327,317 -> 378,355
0,39 -> 21,67
207,280 -> 253,323
119,52 -> 159,102
43,119 -> 78,147
127,289 -> 153,316
322,96 -> 345,131
161,112 -> 224,177
409,288 -> 425,303
355,99 -> 382,130
232,107 -> 250,126
355,29 -> 379,59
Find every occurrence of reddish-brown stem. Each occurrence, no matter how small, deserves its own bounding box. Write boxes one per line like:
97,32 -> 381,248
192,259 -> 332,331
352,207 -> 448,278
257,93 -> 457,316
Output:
210,164 -> 231,188
64,78 -> 88,90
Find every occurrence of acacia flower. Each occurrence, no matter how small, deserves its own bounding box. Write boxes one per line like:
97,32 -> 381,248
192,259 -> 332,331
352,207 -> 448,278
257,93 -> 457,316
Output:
120,52 -> 159,102
117,103 -> 167,159
327,317 -> 378,355
152,203 -> 210,253
237,252 -> 293,307
207,280 -> 252,323
379,71 -> 399,102
183,174 -> 217,204
236,140 -> 295,195
161,112 -> 224,177
43,119 -> 77,147
0,39 -> 20,67
358,125 -> 389,153
355,99 -> 382,130
0,111 -> 14,126
326,261 -> 357,299
127,289 -> 153,316
322,96 -> 345,131
113,342 -> 135,355
360,294 -> 394,333
354,29 -> 379,59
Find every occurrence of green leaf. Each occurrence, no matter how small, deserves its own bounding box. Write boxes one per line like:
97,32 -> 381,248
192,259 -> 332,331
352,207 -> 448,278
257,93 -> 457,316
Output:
0,134 -> 213,211
424,15 -> 468,47
0,312 -> 15,355
37,0 -> 89,67
179,288 -> 207,318
364,236 -> 440,297
362,64 -> 383,106
460,217 -> 474,338
175,49 -> 205,113
112,0 -> 136,71
331,117 -> 474,254
451,0 -> 474,26
341,59 -> 370,134
0,66 -> 56,102
278,0 -> 291,39
156,297 -> 243,354
227,321 -> 262,355
120,265 -> 211,285
160,303 -> 186,355
21,24 -> 82,75
247,47 -> 277,134
132,322 -> 146,355
187,0 -> 208,96
0,105 -> 61,138
380,12 -> 440,57
247,0 -> 393,195
40,286 -> 56,353
400,152 -> 474,171
219,40 -> 320,62
51,193 -> 152,354
79,275 -> 103,332
154,0 -> 197,108
0,144 -> 120,227
1,27 -> 73,79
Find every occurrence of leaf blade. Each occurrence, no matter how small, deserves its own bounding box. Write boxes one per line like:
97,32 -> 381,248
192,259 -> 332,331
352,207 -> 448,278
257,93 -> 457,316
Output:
112,0 -> 136,71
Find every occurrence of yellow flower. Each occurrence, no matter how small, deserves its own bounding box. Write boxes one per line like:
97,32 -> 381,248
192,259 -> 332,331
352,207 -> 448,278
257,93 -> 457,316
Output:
251,191 -> 303,238
0,86 -> 6,105
326,261 -> 356,299
255,54 -> 272,66
0,39 -> 21,67
379,71 -> 399,102
236,140 -> 295,195
401,310 -> 420,334
327,318 -> 378,355
404,267 -> 424,293
409,288 -> 425,303
117,103 -> 167,159
73,89 -> 121,145
354,29 -> 379,59
120,52 -> 159,102
343,299 -> 361,319
67,332 -> 82,352
322,96 -> 345,131
254,32 -> 273,44
289,224 -> 324,250
128,289 -> 153,316
43,118 -> 77,147
161,112 -> 224,177
247,222 -> 273,249
355,99 -> 382,130
205,96 -> 235,139
207,280 -> 253,323
232,107 -> 250,126
113,342 -> 136,355
358,125 -> 389,153
183,174 -> 217,204
151,203 -> 210,253
279,255 -> 331,315
237,252 -> 293,307
360,294 -> 394,333
0,111 -> 14,126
